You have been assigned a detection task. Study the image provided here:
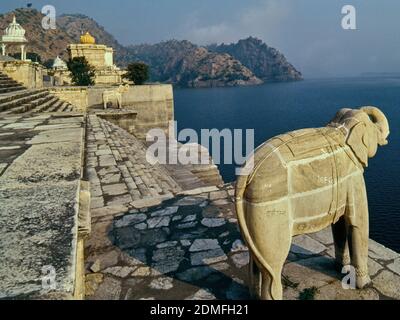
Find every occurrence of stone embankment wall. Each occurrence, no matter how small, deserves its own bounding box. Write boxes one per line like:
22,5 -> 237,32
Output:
0,60 -> 44,89
50,84 -> 174,139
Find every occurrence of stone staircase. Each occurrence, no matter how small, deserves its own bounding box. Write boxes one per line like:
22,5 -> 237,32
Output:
0,88 -> 75,116
86,115 -> 224,210
0,71 -> 26,94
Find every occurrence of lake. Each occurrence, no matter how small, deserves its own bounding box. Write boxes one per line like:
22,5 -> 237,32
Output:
174,77 -> 400,253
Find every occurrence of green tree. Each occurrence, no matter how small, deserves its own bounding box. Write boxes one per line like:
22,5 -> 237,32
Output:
67,57 -> 95,86
124,62 -> 149,85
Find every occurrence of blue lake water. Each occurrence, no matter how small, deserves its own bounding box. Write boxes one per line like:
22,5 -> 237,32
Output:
174,77 -> 400,253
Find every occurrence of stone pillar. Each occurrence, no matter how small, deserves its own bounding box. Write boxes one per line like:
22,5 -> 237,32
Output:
1,44 -> 6,56
21,45 -> 25,61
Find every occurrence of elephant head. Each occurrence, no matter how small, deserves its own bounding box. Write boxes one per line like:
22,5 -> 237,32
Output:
329,107 -> 390,167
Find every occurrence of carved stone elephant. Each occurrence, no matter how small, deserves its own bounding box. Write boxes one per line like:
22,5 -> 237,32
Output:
103,84 -> 130,110
235,107 -> 390,300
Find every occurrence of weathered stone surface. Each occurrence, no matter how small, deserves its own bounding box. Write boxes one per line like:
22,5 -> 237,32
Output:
115,214 -> 147,228
310,228 -> 334,245
190,239 -> 221,252
231,240 -> 248,252
209,191 -> 228,201
152,247 -> 185,274
89,250 -> 120,272
90,277 -> 121,300
226,279 -> 249,300
191,248 -> 228,266
201,218 -> 226,228
387,258 -> 400,276
0,120 -> 84,299
291,235 -> 327,255
103,266 -> 135,278
103,183 -> 128,196
373,270 -> 400,299
368,258 -> 384,277
91,205 -> 128,219
150,207 -> 179,217
368,240 -> 399,261
181,214 -> 197,223
147,216 -> 171,229
121,248 -> 147,266
231,252 -> 250,269
315,281 -> 379,300
156,241 -> 178,249
149,277 -> 174,290
283,257 -> 339,291
176,267 -> 216,282
85,273 -> 104,297
131,267 -> 151,277
186,289 -> 216,300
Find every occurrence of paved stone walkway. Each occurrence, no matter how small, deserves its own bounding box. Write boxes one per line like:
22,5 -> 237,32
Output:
86,115 -> 183,211
85,184 -> 400,300
0,113 -> 86,299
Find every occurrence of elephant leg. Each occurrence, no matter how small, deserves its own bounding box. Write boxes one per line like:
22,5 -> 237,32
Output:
350,225 -> 371,289
248,255 -> 261,299
332,216 -> 351,272
348,180 -> 371,289
257,229 -> 291,300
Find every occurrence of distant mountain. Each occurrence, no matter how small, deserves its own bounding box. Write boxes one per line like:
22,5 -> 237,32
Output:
128,40 -> 262,88
208,37 -> 303,82
0,8 -> 302,88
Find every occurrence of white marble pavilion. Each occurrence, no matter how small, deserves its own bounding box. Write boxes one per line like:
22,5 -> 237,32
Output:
1,15 -> 28,61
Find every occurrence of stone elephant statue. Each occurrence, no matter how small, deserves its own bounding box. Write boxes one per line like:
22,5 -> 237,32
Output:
235,107 -> 390,300
103,84 -> 130,110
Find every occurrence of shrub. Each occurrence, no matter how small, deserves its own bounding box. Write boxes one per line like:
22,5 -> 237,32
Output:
67,57 -> 95,86
124,62 -> 149,85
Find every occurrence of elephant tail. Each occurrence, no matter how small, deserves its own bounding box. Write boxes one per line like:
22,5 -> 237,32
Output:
235,175 -> 280,299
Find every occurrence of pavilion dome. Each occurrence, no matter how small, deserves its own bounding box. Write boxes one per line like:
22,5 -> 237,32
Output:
52,56 -> 68,70
2,15 -> 27,43
80,32 -> 96,45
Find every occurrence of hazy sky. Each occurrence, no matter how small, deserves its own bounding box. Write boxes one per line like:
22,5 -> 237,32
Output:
2,0 -> 400,77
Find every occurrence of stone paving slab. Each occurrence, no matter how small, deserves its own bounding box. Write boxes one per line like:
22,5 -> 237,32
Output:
0,114 -> 85,299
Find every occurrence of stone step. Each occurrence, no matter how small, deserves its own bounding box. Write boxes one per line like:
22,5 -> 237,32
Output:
0,86 -> 25,95
0,81 -> 20,88
8,94 -> 55,114
0,90 -> 50,112
0,89 -> 45,104
45,99 -> 64,112
30,96 -> 61,113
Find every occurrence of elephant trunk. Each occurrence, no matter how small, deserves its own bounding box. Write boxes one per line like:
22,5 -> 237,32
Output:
361,106 -> 390,145
235,175 -> 279,299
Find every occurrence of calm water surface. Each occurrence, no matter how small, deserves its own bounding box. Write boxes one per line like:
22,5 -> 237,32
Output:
174,78 -> 400,252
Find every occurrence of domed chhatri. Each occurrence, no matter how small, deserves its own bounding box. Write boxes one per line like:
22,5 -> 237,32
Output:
3,15 -> 27,42
52,56 -> 68,70
80,32 -> 96,45
1,15 -> 28,60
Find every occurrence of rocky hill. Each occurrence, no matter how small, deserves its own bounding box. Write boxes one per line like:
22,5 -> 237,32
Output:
128,40 -> 262,88
0,8 -> 302,87
0,8 -> 131,65
208,37 -> 303,82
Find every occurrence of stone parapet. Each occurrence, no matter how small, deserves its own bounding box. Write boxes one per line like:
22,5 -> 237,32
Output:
0,113 -> 89,299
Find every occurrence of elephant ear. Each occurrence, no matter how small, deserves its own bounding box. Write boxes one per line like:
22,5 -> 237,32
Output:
347,122 -> 369,167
